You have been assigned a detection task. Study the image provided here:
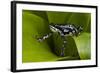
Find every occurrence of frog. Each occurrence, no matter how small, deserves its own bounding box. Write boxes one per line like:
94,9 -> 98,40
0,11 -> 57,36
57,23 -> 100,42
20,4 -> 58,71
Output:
37,23 -> 83,56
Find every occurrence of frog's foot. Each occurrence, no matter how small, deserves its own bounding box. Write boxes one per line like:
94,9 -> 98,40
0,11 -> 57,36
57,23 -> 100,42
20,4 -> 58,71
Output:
60,52 -> 64,57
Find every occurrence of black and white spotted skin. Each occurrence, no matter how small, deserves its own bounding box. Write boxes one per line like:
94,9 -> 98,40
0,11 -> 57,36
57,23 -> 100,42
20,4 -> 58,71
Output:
49,24 -> 80,36
37,23 -> 83,57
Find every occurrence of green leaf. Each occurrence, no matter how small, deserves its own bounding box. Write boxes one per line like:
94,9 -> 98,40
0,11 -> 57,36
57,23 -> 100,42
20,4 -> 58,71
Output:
74,33 -> 91,59
22,10 -> 91,62
22,10 -> 59,62
47,11 -> 72,24
52,33 -> 80,60
67,13 -> 91,32
23,10 -> 49,21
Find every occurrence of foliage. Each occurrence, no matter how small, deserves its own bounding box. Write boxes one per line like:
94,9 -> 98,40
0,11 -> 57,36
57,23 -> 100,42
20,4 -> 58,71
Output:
22,10 -> 91,62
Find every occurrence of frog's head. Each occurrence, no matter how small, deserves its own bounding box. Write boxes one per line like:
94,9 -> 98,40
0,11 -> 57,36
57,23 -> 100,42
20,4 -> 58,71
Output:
49,24 -> 59,32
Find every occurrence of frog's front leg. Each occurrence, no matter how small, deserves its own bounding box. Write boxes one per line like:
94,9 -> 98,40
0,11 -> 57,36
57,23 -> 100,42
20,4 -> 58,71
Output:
37,33 -> 52,42
60,36 -> 67,57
